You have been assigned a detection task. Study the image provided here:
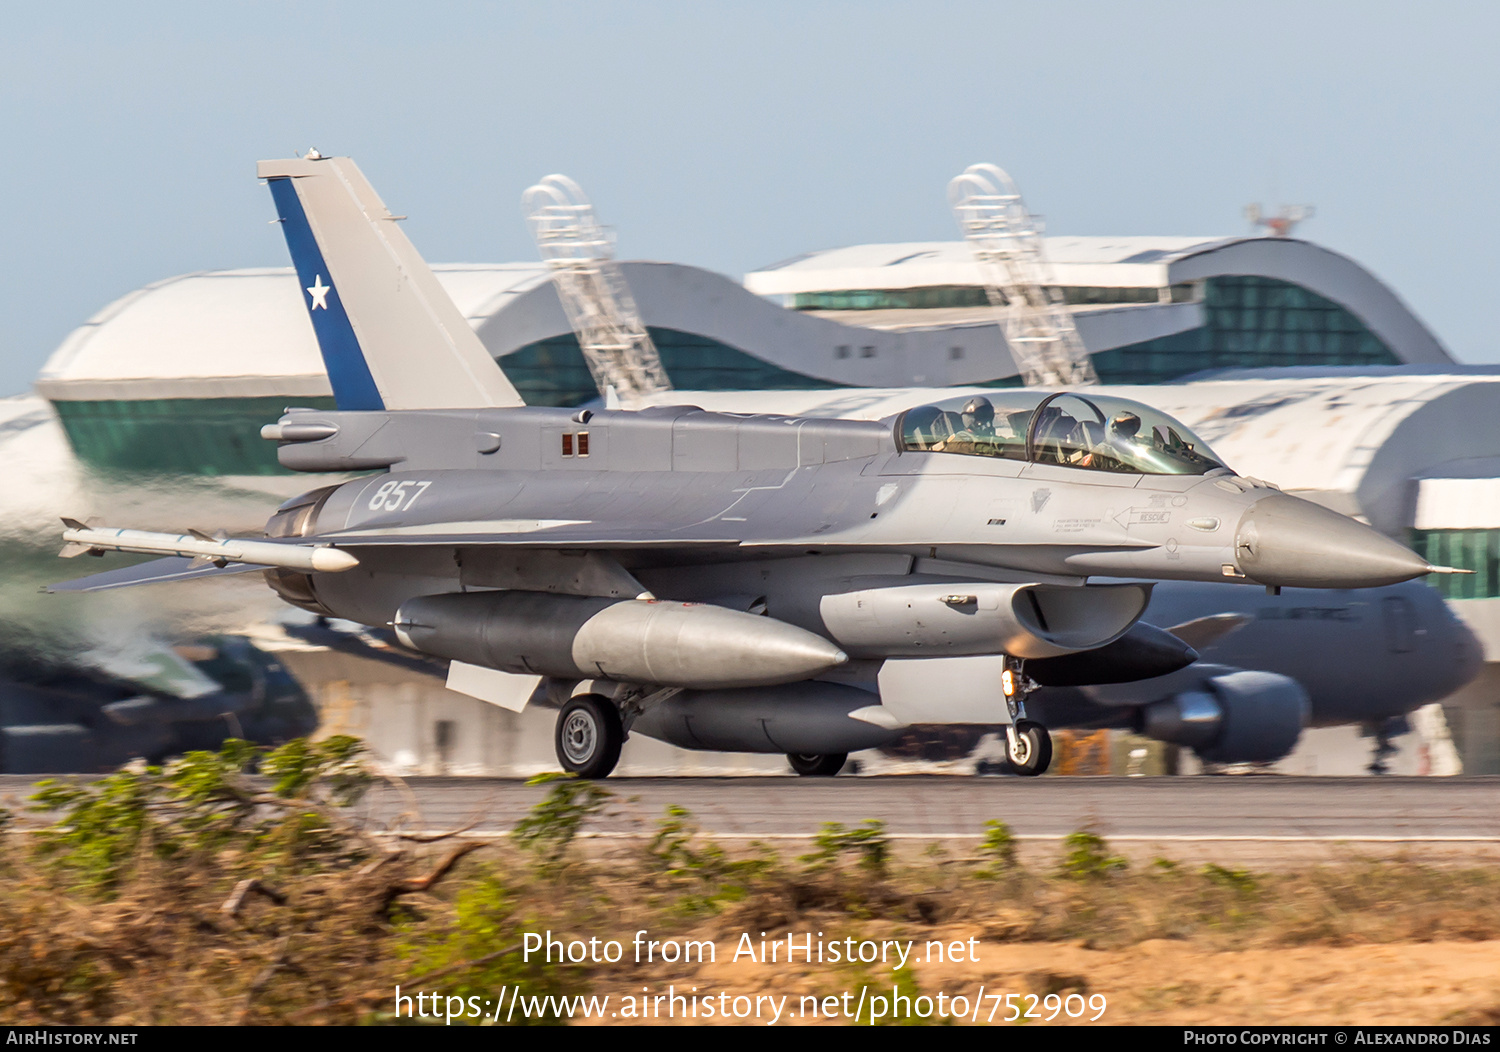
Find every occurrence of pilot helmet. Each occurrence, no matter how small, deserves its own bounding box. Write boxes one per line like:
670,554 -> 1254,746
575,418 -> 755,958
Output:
960,397 -> 995,430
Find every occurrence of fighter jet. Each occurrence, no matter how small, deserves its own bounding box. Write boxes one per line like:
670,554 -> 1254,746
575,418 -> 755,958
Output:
49,155 -> 1457,780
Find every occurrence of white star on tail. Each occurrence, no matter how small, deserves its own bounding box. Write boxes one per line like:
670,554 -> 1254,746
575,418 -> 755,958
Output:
307,274 -> 331,310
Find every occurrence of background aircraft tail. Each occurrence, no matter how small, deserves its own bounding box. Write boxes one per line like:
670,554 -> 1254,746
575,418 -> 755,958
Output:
258,154 -> 525,411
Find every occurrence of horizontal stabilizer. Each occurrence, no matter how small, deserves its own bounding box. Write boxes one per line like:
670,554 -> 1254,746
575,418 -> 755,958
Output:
48,556 -> 261,593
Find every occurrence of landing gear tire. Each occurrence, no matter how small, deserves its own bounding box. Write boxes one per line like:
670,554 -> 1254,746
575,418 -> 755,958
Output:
555,695 -> 624,779
1006,721 -> 1052,777
787,752 -> 847,777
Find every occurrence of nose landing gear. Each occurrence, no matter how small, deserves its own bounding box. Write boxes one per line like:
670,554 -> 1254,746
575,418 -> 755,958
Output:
1003,656 -> 1052,776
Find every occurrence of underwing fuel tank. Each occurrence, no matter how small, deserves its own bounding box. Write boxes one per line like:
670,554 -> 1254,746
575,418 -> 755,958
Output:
629,682 -> 902,754
393,591 -> 848,689
819,582 -> 1152,659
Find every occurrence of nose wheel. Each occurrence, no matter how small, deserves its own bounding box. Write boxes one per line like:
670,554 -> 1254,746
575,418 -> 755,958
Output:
555,694 -> 624,779
1005,720 -> 1052,776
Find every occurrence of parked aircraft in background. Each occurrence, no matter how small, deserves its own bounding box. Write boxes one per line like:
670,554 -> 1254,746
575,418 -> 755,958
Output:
51,155 -> 1457,780
0,635 -> 317,773
0,394 -> 319,773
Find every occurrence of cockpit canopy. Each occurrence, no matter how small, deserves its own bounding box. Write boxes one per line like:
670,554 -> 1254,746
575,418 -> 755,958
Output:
896,391 -> 1229,476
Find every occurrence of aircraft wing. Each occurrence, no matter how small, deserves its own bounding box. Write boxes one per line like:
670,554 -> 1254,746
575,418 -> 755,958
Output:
51,508 -> 1166,593
316,521 -> 738,547
48,556 -> 263,593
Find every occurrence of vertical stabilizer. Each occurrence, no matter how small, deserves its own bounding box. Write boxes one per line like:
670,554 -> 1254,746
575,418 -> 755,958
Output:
258,155 -> 525,411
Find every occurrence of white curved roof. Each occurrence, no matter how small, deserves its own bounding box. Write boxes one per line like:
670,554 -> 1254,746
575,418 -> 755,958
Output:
746,236 -> 1452,367
36,261 -> 1037,397
472,261 -> 1030,387
36,265 -> 551,401
35,235 -> 1451,402
747,237 -> 1237,293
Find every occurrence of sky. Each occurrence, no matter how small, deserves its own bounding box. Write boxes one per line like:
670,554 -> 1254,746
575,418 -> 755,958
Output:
2,0 -> 1497,396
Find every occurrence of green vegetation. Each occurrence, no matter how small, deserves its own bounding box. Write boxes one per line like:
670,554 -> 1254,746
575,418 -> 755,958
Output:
1202,862 -> 1259,897
508,772 -> 612,867
805,819 -> 890,874
29,736 -> 372,893
4,741 -> 1500,1025
1058,829 -> 1128,880
975,819 -> 1018,877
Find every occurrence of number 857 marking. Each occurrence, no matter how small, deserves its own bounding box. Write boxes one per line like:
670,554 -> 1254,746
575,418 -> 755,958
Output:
368,479 -> 432,512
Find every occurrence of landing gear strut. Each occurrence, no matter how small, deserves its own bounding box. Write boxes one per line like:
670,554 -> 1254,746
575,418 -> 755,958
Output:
555,694 -> 624,779
1365,716 -> 1408,776
1003,656 -> 1051,776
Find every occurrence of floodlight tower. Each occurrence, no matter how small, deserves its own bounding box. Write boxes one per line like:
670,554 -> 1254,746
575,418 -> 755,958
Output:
522,175 -> 672,404
1245,203 -> 1315,238
948,163 -> 1097,387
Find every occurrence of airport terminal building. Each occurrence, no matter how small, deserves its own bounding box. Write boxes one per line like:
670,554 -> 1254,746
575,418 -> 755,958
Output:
34,234 -> 1450,475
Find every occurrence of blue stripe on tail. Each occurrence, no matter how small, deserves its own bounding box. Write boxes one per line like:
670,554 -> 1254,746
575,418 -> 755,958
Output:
267,177 -> 385,411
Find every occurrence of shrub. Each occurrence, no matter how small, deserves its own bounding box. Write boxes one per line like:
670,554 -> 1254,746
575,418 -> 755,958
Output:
1058,830 -> 1127,880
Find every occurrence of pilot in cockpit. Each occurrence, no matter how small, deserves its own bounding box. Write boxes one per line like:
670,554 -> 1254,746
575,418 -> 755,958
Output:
936,396 -> 1001,455
1035,405 -> 1139,470
899,393 -> 1223,475
1081,411 -> 1143,470
933,397 -> 989,454
959,396 -> 997,438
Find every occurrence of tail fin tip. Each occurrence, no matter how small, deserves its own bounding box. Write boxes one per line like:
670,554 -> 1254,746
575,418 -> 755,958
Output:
260,154 -> 525,412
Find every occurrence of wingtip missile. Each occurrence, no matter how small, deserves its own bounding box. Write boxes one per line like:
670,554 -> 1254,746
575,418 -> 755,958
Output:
57,524 -> 360,574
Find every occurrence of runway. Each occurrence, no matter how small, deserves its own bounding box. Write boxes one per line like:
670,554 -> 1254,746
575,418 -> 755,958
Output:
355,775 -> 1500,843
9,775 -> 1499,863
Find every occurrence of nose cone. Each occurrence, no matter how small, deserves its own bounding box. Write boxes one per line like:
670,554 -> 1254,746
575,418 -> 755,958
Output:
1234,493 -> 1434,589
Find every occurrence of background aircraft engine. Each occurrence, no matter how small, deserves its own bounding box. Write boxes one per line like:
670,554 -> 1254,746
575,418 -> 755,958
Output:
819,582 -> 1151,659
628,682 -> 901,754
394,591 -> 848,689
1138,669 -> 1308,764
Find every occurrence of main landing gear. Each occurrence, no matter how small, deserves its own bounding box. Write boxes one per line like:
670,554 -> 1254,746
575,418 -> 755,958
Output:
787,752 -> 848,777
1003,657 -> 1052,776
1365,715 -> 1408,776
555,694 -> 624,779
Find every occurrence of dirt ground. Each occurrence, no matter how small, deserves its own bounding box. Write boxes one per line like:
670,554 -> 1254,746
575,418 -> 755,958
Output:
8,752 -> 1500,1027
579,927 -> 1500,1026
